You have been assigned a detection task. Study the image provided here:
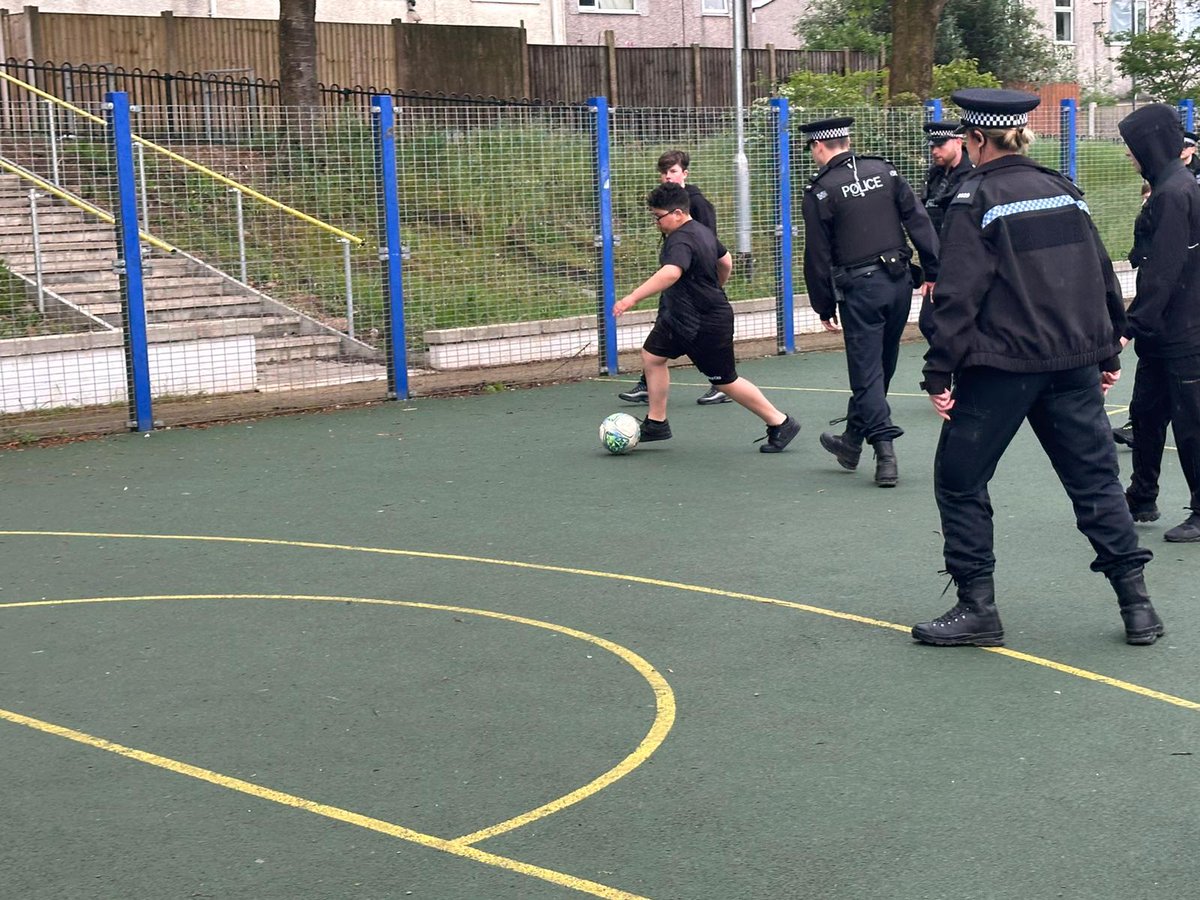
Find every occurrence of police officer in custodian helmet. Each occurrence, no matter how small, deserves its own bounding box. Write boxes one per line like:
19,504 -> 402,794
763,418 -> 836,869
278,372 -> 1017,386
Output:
800,116 -> 940,487
912,88 -> 1162,648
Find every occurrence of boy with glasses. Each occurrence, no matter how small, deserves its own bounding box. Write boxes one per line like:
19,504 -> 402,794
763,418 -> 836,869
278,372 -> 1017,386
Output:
619,149 -> 731,406
614,182 -> 800,452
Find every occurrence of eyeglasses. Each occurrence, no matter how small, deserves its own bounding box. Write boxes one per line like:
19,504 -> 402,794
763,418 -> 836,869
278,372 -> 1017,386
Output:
651,209 -> 676,221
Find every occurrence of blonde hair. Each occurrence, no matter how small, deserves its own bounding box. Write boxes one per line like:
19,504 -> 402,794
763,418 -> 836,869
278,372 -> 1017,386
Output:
975,125 -> 1035,154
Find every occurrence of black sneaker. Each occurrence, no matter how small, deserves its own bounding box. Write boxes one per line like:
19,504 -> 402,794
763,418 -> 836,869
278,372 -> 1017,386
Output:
697,386 -> 732,405
757,415 -> 800,453
1126,491 -> 1161,523
1164,512 -> 1200,542
1113,421 -> 1135,449
618,379 -> 649,403
639,417 -> 672,442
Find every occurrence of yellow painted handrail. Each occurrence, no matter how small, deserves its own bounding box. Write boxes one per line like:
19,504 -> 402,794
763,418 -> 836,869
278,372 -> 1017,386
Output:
0,157 -> 178,254
0,70 -> 364,246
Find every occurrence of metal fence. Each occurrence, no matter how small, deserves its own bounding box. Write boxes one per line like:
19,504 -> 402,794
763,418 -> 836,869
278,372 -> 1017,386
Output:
0,91 -> 1172,443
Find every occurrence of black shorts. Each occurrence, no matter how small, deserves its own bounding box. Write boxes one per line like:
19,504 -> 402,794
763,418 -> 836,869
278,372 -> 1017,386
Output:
643,319 -> 738,385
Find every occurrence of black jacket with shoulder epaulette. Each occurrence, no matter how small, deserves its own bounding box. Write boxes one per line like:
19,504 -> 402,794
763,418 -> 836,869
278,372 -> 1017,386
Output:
801,152 -> 939,320
919,154 -> 1125,395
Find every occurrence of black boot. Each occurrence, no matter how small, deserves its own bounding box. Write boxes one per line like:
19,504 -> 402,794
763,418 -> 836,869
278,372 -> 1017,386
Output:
911,574 -> 1004,647
1110,567 -> 1165,645
819,431 -> 863,470
873,440 -> 898,487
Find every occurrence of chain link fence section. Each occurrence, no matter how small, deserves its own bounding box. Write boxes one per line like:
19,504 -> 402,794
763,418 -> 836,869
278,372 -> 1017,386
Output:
0,98 -> 136,438
609,106 -> 783,360
392,103 -> 597,373
129,104 -> 388,422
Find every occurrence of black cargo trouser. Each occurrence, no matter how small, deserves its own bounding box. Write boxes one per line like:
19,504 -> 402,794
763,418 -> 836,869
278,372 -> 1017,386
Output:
1127,352 -> 1200,512
836,266 -> 911,445
934,365 -> 1153,582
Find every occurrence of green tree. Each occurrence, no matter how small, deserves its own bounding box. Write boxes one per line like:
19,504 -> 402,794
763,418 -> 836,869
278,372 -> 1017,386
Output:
1113,24 -> 1200,100
795,0 -> 1064,86
937,0 -> 1062,83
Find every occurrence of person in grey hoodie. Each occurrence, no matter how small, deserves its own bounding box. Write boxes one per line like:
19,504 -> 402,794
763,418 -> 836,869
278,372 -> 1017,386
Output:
1118,103 -> 1200,543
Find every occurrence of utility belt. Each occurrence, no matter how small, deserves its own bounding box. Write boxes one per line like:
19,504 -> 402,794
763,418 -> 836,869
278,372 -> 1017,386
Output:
834,249 -> 909,286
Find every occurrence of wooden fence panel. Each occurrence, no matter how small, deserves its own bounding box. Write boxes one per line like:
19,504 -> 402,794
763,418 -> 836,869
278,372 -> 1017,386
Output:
0,10 -> 883,107
318,22 -> 395,91
528,45 -> 607,104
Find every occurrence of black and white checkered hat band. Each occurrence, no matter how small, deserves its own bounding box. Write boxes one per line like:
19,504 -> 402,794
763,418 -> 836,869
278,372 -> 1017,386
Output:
961,110 -> 1029,128
807,126 -> 851,141
927,127 -> 956,139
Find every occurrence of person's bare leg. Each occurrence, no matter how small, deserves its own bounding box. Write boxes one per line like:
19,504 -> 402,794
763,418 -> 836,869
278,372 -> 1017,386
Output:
719,377 -> 785,425
643,351 -> 671,421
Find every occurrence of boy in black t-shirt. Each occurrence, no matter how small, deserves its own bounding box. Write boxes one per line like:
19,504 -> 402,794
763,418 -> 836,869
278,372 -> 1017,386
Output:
618,149 -> 731,406
613,183 -> 801,452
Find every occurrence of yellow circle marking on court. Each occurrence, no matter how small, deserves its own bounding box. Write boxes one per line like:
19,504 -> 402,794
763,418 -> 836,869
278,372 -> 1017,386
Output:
2,530 -> 1197,713
0,593 -> 672,900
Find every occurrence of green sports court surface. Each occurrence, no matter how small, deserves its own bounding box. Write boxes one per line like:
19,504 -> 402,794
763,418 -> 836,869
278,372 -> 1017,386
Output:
1,342 -> 1197,899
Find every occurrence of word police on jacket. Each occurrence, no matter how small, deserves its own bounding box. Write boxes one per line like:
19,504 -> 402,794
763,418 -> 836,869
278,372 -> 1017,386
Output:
842,175 -> 884,198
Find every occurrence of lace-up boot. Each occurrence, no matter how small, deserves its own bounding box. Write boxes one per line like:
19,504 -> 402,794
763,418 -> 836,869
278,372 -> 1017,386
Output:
911,574 -> 1004,647
1111,567 -> 1165,645
819,431 -> 863,470
873,440 -> 898,487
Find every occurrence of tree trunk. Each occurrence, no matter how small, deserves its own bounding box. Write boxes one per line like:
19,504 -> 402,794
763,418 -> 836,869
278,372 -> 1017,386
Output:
889,0 -> 951,100
279,0 -> 319,109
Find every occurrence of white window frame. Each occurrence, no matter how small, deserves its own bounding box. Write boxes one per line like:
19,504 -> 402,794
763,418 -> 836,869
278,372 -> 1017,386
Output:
578,0 -> 638,12
1055,0 -> 1074,44
702,0 -> 731,15
1107,0 -> 1148,44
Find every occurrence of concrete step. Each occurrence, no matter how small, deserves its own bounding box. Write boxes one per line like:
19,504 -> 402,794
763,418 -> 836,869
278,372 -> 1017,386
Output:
256,334 -> 343,363
147,315 -> 303,342
146,295 -> 264,322
1,245 -> 119,263
0,220 -> 112,237
0,210 -> 92,227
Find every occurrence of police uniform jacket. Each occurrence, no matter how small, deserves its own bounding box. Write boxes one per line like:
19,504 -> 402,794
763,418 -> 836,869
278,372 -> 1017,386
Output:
1187,155 -> 1200,187
919,155 -> 1125,395
802,152 -> 940,321
923,152 -> 974,234
1121,124 -> 1200,358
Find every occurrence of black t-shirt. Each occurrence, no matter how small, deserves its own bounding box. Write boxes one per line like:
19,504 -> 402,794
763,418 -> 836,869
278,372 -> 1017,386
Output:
658,219 -> 732,341
685,184 -> 717,234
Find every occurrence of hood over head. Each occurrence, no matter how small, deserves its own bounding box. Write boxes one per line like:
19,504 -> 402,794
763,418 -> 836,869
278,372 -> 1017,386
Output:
1119,104 -> 1184,181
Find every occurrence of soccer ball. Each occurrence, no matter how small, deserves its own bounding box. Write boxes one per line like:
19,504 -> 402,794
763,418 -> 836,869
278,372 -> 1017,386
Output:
599,412 -> 641,454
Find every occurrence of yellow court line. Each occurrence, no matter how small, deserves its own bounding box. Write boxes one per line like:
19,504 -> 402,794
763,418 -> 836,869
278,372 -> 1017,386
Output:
0,593 -> 675,849
0,702 -> 647,900
0,593 -> 669,899
2,531 -> 1196,714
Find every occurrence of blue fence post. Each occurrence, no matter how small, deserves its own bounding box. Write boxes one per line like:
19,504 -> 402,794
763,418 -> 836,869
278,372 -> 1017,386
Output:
106,91 -> 152,433
373,94 -> 408,401
923,98 -> 942,122
1060,98 -> 1078,182
1179,99 -> 1195,133
770,97 -> 794,355
588,96 -> 618,375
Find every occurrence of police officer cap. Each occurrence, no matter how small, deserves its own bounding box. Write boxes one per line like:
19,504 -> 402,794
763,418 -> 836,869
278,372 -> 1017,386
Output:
951,88 -> 1040,132
798,116 -> 854,142
1185,131 -> 1198,147
923,121 -> 960,143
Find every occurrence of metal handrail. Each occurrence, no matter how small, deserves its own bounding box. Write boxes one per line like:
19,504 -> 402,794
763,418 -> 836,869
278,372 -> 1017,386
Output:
0,70 -> 364,246
0,156 -> 177,253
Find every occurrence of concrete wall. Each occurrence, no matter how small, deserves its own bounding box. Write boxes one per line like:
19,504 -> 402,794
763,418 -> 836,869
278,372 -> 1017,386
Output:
565,0 -> 802,49
0,333 -> 256,412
